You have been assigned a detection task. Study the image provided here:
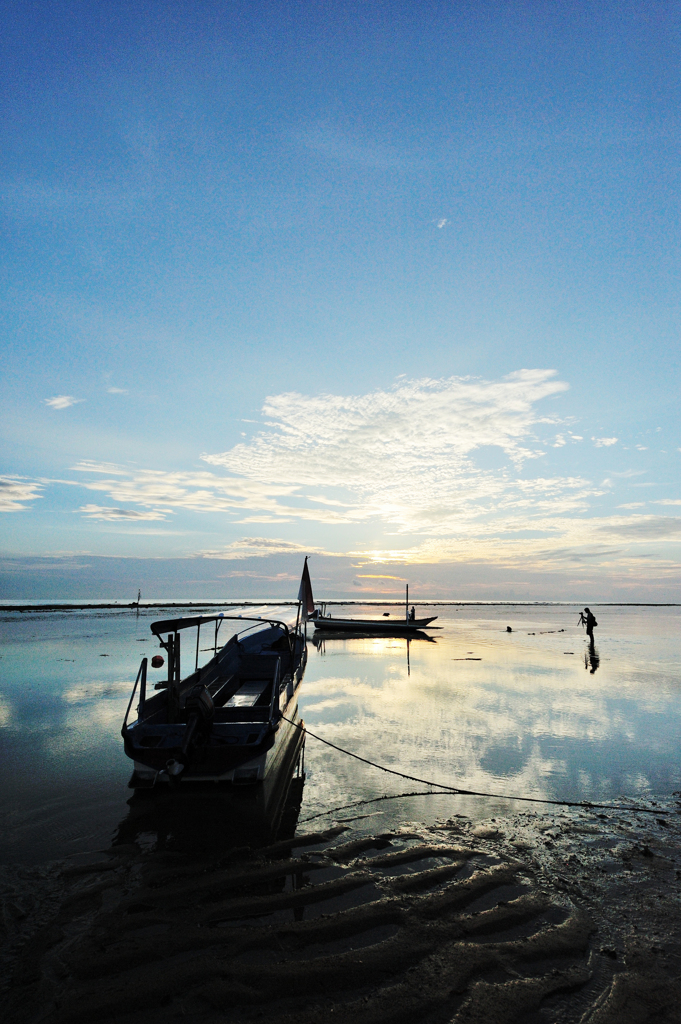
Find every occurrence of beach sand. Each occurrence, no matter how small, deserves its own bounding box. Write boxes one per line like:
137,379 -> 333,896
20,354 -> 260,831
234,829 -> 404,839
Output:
2,798 -> 680,1024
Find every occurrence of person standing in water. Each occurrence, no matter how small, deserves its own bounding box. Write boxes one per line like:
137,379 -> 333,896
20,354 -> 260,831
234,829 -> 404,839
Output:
578,607 -> 597,639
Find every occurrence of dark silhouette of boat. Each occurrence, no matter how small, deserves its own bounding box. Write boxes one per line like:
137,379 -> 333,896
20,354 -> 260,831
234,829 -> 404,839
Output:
311,614 -> 438,632
309,579 -> 437,633
311,627 -> 437,643
122,609 -> 307,788
115,725 -> 306,851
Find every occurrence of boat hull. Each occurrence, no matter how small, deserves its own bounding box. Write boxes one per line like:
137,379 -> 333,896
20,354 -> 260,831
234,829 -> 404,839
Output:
117,725 -> 306,850
128,705 -> 303,786
312,628 -> 436,643
312,615 -> 438,632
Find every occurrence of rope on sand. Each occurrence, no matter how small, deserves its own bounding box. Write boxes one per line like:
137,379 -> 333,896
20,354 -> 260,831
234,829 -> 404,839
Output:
282,716 -> 670,818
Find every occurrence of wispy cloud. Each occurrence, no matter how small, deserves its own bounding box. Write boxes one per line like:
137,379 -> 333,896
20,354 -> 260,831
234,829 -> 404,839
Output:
597,516 -> 681,539
106,387 -> 128,394
199,537 -> 328,559
63,371 -> 612,545
592,436 -> 618,447
78,505 -> 172,521
343,512 -> 681,567
0,476 -> 43,512
52,372 -> 674,578
75,469 -> 327,518
356,574 -> 407,580
71,461 -> 130,475
202,370 -> 576,533
44,395 -> 83,410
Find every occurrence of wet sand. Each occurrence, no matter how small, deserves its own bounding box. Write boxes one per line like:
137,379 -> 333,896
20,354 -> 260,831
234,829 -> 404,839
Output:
2,797 -> 681,1024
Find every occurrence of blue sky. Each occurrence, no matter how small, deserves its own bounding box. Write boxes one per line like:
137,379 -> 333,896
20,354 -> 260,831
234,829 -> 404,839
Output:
1,1 -> 680,600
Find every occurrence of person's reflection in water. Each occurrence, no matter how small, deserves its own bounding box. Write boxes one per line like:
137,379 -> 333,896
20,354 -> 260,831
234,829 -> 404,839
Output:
584,637 -> 600,674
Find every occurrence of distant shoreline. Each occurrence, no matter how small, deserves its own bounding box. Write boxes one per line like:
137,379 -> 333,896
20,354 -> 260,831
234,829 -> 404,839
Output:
1,600 -> 679,612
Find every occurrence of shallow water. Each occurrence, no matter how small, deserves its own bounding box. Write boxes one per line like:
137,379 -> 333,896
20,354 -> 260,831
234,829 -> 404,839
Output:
0,604 -> 680,863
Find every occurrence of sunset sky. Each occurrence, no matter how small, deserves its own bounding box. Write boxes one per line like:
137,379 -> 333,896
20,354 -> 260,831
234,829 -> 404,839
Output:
2,1 -> 680,600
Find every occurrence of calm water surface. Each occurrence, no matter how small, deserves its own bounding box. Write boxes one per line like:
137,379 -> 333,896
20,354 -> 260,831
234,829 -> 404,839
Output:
1,604 -> 680,863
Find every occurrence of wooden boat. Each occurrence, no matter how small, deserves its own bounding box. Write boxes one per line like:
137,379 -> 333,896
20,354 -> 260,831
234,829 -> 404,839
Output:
311,627 -> 437,643
122,608 -> 306,788
311,614 -> 438,632
310,583 -> 437,633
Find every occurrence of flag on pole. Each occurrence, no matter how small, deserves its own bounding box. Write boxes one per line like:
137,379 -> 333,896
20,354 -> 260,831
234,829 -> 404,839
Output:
297,557 -> 315,619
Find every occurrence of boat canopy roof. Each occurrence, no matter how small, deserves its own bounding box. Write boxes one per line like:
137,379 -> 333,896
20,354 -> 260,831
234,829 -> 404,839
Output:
151,604 -> 300,636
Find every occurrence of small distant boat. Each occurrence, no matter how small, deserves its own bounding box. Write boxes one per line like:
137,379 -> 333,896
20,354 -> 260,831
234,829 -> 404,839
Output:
312,614 -> 438,632
309,580 -> 438,633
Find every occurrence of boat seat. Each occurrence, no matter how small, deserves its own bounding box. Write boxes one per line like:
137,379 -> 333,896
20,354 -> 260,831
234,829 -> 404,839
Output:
224,680 -> 268,708
209,674 -> 239,707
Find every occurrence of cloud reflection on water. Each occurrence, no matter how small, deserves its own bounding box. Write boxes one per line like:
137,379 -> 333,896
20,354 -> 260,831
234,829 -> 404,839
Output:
299,608 -> 681,821
0,605 -> 680,862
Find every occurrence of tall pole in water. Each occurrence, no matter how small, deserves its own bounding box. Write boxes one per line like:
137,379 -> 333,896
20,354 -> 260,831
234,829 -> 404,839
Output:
405,584 -> 408,622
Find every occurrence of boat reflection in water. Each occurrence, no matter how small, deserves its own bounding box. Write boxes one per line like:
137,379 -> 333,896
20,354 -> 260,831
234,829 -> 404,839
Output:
312,629 -> 436,644
312,628 -> 436,676
113,716 -> 306,854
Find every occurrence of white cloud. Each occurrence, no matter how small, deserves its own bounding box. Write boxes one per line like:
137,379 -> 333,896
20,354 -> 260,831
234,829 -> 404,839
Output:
71,460 -> 130,475
618,502 -> 645,509
201,370 -> 574,533
655,499 -> 681,506
64,372 -> 623,554
342,512 -> 681,567
59,372 -> 681,577
0,476 -> 43,512
436,218 -> 448,228
592,436 -> 618,447
199,537 -> 330,559
78,504 -> 171,521
76,468 -> 330,518
106,387 -> 128,394
44,395 -> 83,410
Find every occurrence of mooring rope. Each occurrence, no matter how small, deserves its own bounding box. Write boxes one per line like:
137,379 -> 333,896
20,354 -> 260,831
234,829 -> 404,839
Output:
300,789 -> 462,824
282,715 -> 669,817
